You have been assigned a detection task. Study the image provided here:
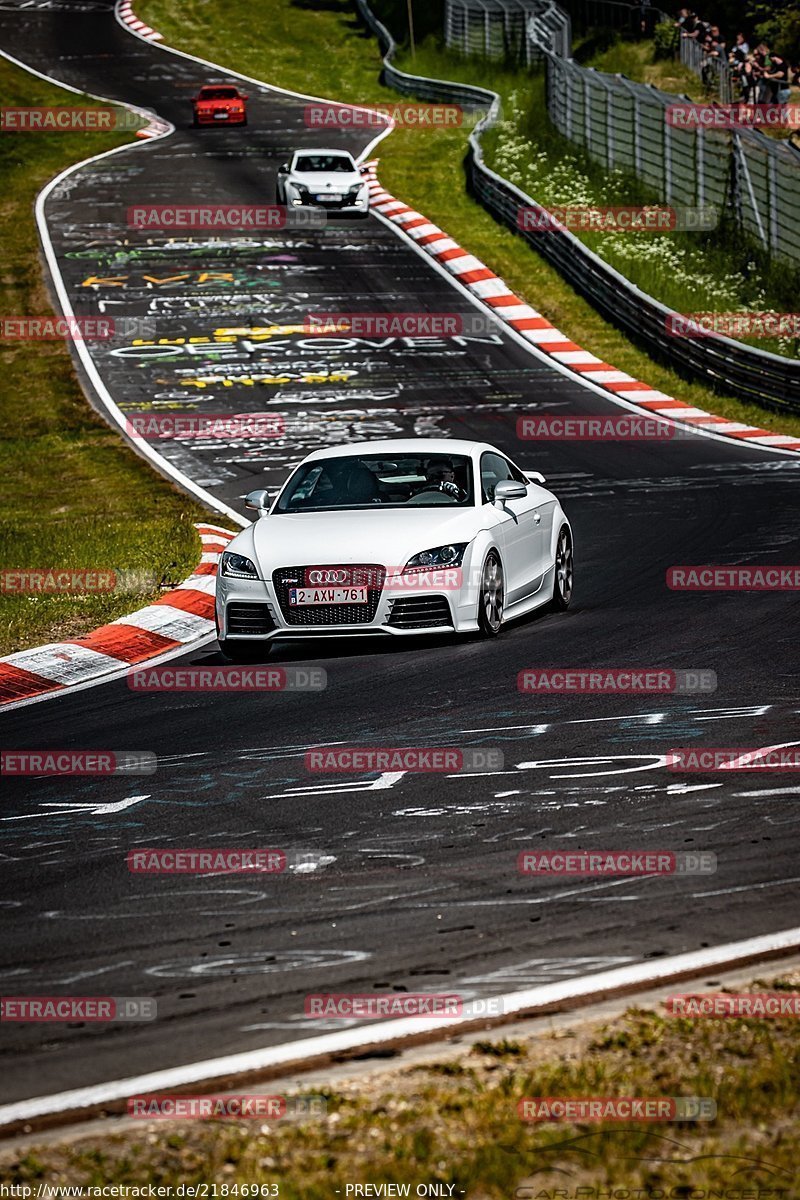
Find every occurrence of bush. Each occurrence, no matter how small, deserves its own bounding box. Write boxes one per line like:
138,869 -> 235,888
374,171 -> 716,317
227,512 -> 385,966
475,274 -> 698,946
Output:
753,9 -> 800,62
654,19 -> 680,59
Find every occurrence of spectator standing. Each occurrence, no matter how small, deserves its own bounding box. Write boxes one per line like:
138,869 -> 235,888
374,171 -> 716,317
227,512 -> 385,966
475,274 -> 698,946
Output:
754,44 -> 773,101
762,53 -> 792,104
728,32 -> 750,66
739,58 -> 759,103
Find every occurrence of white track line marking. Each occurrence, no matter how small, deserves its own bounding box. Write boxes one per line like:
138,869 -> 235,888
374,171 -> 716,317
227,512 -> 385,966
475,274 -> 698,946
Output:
1,925 -> 798,1127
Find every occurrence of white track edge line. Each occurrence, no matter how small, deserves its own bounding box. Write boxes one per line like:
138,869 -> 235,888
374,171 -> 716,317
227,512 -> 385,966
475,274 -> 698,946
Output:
0,48 -> 249,527
1,925 -> 798,1126
0,15 -> 402,708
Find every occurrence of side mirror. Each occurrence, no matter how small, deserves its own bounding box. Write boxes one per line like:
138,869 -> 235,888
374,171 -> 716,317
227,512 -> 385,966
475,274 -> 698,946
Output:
278,162 -> 289,173
494,479 -> 528,505
240,93 -> 250,100
525,470 -> 546,485
245,488 -> 271,515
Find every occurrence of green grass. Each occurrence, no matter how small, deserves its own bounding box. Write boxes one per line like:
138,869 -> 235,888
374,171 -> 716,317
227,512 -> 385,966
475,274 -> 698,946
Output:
0,58 -> 209,655
580,35 -> 704,97
138,0 -> 800,439
2,981 -> 797,1192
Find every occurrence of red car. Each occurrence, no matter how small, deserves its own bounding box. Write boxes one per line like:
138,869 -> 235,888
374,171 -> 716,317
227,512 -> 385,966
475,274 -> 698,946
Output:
191,84 -> 249,127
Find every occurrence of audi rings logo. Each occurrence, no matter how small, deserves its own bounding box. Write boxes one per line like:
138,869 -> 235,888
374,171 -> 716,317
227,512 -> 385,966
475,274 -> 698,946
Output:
307,568 -> 350,585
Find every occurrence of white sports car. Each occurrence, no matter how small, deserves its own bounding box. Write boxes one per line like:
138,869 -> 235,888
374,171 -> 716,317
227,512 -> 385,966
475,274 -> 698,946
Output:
215,439 -> 573,658
276,149 -> 369,216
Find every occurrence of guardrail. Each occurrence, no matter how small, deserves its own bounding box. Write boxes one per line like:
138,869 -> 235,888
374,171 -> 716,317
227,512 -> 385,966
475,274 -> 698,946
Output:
355,0 -> 800,414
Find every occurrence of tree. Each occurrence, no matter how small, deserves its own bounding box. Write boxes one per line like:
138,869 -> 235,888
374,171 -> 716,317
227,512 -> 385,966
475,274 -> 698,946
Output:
748,0 -> 800,60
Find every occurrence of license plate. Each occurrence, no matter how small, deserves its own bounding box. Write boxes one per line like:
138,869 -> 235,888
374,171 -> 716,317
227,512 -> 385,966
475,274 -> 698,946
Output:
316,192 -> 342,201
214,111 -> 228,119
289,587 -> 368,606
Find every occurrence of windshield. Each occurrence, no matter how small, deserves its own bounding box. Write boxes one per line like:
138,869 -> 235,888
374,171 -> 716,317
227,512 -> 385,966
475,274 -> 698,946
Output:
276,454 -> 474,512
199,87 -> 239,99
293,154 -> 355,173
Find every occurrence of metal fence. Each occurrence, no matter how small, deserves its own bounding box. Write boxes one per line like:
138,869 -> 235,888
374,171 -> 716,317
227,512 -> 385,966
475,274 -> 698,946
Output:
355,0 -> 800,413
557,0 -> 668,38
444,0 -> 570,64
679,31 -> 734,103
545,53 -> 800,266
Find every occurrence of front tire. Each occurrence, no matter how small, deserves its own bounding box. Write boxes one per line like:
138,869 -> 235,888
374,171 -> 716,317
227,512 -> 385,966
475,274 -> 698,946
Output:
477,550 -> 504,637
551,525 -> 573,610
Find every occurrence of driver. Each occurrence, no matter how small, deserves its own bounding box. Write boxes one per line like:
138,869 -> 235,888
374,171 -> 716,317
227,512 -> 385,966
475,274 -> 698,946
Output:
417,458 -> 465,501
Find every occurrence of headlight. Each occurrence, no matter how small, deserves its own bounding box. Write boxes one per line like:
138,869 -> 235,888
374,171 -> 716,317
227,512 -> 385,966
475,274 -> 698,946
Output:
221,551 -> 259,579
348,183 -> 366,197
403,543 -> 467,573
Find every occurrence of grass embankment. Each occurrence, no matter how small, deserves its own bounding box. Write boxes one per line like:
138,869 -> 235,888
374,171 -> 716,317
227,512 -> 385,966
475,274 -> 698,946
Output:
3,975 -> 798,1192
139,0 -> 800,437
577,36 -> 705,97
0,58 -> 208,655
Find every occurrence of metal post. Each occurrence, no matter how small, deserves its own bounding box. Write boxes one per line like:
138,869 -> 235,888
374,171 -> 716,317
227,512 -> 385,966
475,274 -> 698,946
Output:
606,79 -> 614,169
697,125 -> 704,209
664,111 -> 672,202
733,133 -> 767,248
768,147 -> 778,254
406,0 -> 415,57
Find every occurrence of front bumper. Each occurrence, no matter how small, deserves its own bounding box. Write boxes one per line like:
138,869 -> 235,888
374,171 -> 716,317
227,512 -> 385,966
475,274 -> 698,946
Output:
194,109 -> 246,124
285,188 -> 369,215
216,568 -> 479,640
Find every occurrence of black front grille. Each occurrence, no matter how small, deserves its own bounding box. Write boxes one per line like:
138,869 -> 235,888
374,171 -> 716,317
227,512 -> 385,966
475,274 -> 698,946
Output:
272,565 -> 384,626
387,596 -> 453,629
227,602 -> 276,636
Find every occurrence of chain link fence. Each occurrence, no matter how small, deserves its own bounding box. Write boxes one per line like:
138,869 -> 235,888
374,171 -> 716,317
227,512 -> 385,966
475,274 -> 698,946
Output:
545,52 -> 800,265
355,0 -> 800,413
444,0 -> 570,64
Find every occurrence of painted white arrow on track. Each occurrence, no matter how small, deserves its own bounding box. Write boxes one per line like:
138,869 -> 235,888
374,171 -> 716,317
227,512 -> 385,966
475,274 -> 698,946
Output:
1,795 -> 149,821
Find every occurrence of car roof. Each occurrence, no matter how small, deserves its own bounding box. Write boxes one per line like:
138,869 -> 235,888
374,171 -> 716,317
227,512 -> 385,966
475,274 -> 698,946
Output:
303,439 -> 499,462
292,148 -> 355,157
199,83 -> 240,90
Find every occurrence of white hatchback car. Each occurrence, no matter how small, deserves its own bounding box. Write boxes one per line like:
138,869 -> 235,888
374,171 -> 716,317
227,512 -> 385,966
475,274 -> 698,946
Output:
215,439 -> 573,658
276,149 -> 369,216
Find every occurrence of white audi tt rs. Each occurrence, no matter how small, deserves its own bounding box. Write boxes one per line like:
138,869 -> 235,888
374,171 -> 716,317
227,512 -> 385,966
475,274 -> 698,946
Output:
215,439 -> 573,658
276,149 -> 369,216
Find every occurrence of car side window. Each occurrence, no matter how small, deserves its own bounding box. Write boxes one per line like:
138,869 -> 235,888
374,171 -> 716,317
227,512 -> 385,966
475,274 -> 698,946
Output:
480,452 -> 516,503
505,458 -> 529,485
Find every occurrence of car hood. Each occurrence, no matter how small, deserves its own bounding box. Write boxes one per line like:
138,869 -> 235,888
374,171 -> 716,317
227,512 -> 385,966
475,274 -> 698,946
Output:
250,507 -> 480,574
289,171 -> 362,190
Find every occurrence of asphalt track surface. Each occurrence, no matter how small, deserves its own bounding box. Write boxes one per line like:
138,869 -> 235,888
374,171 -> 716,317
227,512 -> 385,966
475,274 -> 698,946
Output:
0,0 -> 799,1107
